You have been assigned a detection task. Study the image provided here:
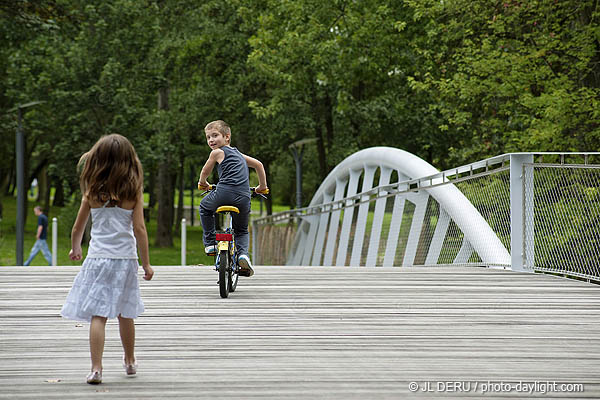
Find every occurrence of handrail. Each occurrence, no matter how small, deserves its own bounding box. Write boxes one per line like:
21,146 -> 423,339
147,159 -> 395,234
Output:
253,152 -> 600,225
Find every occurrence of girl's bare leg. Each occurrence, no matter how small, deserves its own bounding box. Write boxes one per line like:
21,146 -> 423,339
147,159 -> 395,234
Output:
118,315 -> 135,365
90,316 -> 108,372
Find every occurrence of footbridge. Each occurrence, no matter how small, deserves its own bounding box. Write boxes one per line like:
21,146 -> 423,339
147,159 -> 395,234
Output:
1,149 -> 599,399
253,149 -> 600,282
2,265 -> 600,399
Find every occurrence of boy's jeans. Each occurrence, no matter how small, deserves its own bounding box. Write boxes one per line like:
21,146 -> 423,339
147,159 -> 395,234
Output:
24,239 -> 52,266
199,186 -> 251,258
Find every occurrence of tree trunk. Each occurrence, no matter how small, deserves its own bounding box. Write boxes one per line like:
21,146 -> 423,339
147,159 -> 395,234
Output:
174,154 -> 185,236
53,178 -> 65,207
311,88 -> 328,181
264,163 -> 272,215
155,85 -> 175,247
37,166 -> 51,210
0,166 -> 11,194
8,166 -> 16,195
314,123 -> 327,181
155,161 -> 175,247
43,177 -> 51,212
323,93 -> 334,164
148,165 -> 156,209
189,165 -> 196,226
0,166 -> 8,217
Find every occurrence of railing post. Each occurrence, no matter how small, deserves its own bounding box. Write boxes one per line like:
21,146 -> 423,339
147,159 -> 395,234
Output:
252,220 -> 258,265
52,217 -> 57,266
181,218 -> 186,266
510,154 -> 534,272
523,164 -> 535,271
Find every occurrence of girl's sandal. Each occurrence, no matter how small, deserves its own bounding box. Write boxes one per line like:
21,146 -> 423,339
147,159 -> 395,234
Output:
86,370 -> 102,384
123,356 -> 138,375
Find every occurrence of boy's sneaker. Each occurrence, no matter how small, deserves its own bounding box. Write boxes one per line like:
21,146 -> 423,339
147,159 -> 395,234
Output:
238,255 -> 254,277
205,245 -> 217,256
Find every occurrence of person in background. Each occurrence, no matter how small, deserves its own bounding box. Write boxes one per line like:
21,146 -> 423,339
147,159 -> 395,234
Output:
23,205 -> 52,266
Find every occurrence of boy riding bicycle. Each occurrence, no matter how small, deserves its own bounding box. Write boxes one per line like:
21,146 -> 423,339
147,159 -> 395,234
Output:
198,120 -> 268,277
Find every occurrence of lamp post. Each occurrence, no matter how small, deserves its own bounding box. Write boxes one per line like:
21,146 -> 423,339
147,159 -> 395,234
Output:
289,138 -> 318,210
9,101 -> 45,265
189,166 -> 195,226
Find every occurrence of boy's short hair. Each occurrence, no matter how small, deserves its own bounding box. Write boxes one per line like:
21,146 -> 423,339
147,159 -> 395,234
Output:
205,120 -> 231,136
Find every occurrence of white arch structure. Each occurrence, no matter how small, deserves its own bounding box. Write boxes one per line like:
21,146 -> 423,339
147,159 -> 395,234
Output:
288,147 -> 511,267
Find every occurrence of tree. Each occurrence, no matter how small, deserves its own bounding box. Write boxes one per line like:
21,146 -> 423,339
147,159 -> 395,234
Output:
406,0 -> 600,165
0,0 -> 72,219
245,0 -> 447,206
3,0 -> 599,240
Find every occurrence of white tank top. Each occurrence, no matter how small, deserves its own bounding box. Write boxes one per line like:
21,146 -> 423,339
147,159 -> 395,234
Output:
87,203 -> 138,259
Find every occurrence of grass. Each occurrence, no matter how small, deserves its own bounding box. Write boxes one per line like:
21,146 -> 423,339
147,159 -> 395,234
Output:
0,194 -> 291,267
146,189 -> 291,213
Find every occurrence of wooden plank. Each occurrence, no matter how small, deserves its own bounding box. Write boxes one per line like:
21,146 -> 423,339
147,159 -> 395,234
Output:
1,266 -> 599,399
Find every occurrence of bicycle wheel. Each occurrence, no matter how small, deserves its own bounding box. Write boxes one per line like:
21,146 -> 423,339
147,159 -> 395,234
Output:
228,251 -> 239,293
219,249 -> 230,298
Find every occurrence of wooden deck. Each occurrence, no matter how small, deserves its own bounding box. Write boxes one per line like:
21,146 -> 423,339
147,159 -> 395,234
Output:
1,265 -> 599,399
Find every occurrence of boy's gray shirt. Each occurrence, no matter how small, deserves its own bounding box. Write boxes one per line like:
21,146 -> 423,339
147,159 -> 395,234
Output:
217,146 -> 250,191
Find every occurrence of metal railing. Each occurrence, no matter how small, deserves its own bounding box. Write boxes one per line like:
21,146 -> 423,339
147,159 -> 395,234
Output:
251,151 -> 600,282
523,162 -> 600,280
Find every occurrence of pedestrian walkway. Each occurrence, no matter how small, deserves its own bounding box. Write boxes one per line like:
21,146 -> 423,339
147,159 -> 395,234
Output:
0,266 -> 599,399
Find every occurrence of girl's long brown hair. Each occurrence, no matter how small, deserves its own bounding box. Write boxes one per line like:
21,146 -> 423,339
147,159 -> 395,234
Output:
78,134 -> 143,204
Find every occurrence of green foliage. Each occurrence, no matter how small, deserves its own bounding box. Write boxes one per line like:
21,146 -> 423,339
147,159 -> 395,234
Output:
0,195 -> 214,266
2,0 -> 599,249
406,0 -> 600,165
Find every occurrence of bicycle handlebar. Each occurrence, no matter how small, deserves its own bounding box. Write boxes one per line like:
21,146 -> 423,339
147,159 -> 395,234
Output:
251,187 -> 270,195
198,183 -> 269,198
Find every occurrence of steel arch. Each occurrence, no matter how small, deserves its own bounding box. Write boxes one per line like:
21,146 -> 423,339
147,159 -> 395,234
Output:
289,147 -> 511,267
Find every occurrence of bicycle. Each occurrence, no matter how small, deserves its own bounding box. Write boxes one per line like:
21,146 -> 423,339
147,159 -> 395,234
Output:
199,185 -> 269,298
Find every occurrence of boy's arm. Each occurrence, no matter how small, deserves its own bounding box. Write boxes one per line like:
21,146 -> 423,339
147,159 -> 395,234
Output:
198,149 -> 224,189
69,196 -> 91,260
243,155 -> 268,191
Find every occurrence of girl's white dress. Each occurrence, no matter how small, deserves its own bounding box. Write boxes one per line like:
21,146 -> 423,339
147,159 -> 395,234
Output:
61,204 -> 144,322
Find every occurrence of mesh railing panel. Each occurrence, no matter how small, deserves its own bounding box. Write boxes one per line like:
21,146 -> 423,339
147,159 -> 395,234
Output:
252,217 -> 298,266
413,197 -> 439,265
374,197 -> 394,265
454,170 -> 512,254
437,219 -> 465,264
252,168 -> 511,267
252,154 -> 599,281
524,164 -> 600,280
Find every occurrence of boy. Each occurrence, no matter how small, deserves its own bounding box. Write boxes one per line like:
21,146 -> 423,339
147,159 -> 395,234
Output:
24,206 -> 52,266
198,120 -> 268,277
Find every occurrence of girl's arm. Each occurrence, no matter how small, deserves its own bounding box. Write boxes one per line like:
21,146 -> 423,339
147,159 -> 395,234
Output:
198,149 -> 224,189
132,190 -> 153,281
244,154 -> 268,192
69,196 -> 91,261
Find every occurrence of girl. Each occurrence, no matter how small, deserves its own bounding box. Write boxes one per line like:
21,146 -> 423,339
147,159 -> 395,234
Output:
61,134 -> 154,384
